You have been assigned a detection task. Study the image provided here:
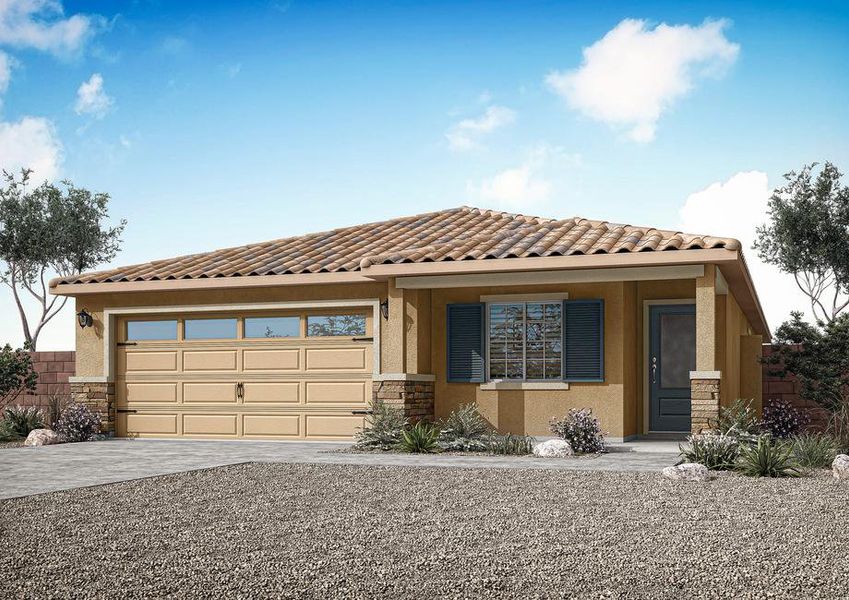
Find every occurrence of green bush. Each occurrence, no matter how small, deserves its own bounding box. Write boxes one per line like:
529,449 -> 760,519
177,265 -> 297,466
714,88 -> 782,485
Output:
714,398 -> 761,438
487,433 -> 534,455
736,436 -> 800,478
354,400 -> 407,451
438,403 -> 491,452
791,433 -> 836,470
1,405 -> 44,439
679,432 -> 740,470
398,421 -> 440,453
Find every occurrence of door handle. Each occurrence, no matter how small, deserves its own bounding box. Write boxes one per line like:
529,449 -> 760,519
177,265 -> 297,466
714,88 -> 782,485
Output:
651,357 -> 657,384
236,382 -> 244,400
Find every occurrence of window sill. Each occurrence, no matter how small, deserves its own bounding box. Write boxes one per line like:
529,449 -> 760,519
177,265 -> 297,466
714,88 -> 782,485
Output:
480,381 -> 570,391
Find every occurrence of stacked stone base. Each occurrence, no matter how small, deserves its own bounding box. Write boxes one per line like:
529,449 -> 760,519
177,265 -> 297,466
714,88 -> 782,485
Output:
690,377 -> 720,434
373,379 -> 435,422
70,381 -> 115,436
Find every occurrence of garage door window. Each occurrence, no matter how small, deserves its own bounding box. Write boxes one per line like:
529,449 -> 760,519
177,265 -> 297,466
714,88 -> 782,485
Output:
127,320 -> 178,341
245,316 -> 300,338
184,318 -> 238,340
307,314 -> 366,337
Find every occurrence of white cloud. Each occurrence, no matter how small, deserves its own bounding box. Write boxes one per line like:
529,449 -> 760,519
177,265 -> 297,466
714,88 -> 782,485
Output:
678,171 -> 812,331
547,18 -> 739,142
74,72 -> 113,117
0,0 -> 103,57
0,50 -> 13,94
0,116 -> 63,181
467,144 -> 581,210
445,105 -> 515,151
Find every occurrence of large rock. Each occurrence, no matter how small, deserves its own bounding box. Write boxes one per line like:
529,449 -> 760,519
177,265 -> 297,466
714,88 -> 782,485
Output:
662,463 -> 710,482
833,454 -> 849,480
24,429 -> 61,447
533,439 -> 573,457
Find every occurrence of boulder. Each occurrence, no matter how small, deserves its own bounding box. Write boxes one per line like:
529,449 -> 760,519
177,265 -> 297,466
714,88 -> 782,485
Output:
662,463 -> 710,482
533,439 -> 573,457
832,454 -> 849,480
24,429 -> 61,447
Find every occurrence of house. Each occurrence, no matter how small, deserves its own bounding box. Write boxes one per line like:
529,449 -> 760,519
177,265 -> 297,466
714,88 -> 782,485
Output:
51,206 -> 768,441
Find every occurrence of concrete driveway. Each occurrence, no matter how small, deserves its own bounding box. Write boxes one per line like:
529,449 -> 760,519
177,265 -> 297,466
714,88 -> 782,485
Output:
0,438 -> 680,499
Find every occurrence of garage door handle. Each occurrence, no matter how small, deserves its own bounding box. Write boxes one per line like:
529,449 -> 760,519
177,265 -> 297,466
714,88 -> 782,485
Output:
236,382 -> 244,399
117,409 -> 137,414
352,336 -> 373,342
351,409 -> 373,415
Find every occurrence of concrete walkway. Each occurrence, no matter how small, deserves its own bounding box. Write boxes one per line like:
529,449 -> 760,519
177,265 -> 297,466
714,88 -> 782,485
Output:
0,438 -> 681,499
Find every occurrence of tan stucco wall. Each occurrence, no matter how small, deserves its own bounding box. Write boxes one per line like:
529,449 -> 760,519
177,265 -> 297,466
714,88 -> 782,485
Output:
430,281 -> 630,438
74,282 -> 386,378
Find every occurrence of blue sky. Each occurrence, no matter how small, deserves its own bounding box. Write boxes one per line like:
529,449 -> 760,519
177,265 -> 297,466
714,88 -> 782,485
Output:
1,0 -> 848,348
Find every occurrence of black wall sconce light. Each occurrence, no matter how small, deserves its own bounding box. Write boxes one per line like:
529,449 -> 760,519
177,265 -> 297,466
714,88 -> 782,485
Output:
380,299 -> 389,320
77,309 -> 93,329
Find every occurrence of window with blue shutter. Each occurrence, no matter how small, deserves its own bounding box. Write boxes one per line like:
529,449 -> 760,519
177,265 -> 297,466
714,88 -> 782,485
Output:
446,303 -> 485,383
563,299 -> 604,382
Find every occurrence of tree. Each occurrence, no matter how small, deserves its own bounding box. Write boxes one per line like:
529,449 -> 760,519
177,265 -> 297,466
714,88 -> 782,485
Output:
754,162 -> 849,324
0,169 -> 126,350
0,344 -> 38,410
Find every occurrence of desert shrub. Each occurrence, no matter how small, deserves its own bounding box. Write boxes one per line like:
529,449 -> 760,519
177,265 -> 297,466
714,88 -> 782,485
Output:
439,403 -> 491,452
761,397 -> 809,439
1,405 -> 45,438
46,391 -> 71,429
736,436 -> 800,478
679,432 -> 740,470
791,433 -> 837,470
0,345 -> 38,411
354,399 -> 407,451
828,404 -> 849,454
398,421 -> 440,453
549,408 -> 606,454
714,398 -> 761,438
487,433 -> 534,455
55,403 -> 100,442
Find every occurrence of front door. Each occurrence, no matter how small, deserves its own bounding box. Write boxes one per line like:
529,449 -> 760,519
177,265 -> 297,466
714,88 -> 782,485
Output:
648,304 -> 696,432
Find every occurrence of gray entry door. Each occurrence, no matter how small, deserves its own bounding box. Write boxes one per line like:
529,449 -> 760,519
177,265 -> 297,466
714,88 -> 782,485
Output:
649,304 -> 696,432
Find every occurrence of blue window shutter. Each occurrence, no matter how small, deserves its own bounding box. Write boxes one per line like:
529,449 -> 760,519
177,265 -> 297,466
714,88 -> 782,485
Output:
563,299 -> 604,382
446,303 -> 486,383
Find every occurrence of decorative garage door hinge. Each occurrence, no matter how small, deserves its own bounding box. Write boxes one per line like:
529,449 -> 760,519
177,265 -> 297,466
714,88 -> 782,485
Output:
117,342 -> 138,347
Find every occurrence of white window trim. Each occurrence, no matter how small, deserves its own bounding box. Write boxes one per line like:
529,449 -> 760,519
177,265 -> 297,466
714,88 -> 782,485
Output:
102,299 -> 381,380
481,293 -> 569,389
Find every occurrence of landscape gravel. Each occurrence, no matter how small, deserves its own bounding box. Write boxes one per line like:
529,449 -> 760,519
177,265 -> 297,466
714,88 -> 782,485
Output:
1,463 -> 847,599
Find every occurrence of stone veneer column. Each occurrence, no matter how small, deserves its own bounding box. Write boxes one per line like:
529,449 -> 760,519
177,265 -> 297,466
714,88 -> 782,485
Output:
372,378 -> 435,422
690,371 -> 721,434
69,379 -> 116,435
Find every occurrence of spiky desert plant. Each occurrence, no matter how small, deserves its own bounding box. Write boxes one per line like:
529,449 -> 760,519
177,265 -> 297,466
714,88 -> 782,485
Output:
399,420 -> 440,453
736,436 -> 800,478
1,405 -> 45,439
354,399 -> 407,451
678,432 -> 740,470
438,403 -> 491,451
791,433 -> 837,470
487,433 -> 534,455
714,398 -> 761,439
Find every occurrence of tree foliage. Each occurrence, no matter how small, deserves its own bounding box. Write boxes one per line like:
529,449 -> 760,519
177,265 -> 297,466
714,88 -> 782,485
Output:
764,311 -> 849,413
754,162 -> 849,323
0,344 -> 38,410
0,169 -> 125,349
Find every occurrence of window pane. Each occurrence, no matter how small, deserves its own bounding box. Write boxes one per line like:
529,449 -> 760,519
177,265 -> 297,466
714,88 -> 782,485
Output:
489,361 -> 506,380
307,314 -> 366,337
245,316 -> 300,338
545,360 -> 562,379
127,320 -> 177,341
526,359 -> 544,380
184,318 -> 237,340
660,313 -> 696,388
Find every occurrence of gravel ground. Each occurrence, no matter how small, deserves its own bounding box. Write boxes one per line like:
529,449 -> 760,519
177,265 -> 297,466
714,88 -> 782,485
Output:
1,463 -> 846,599
0,440 -> 23,449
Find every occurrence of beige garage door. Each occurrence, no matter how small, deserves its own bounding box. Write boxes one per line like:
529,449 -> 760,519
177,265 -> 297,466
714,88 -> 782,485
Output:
115,309 -> 373,440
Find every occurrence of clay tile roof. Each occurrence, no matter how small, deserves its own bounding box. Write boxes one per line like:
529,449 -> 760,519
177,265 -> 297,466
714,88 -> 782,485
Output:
55,206 -> 741,285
